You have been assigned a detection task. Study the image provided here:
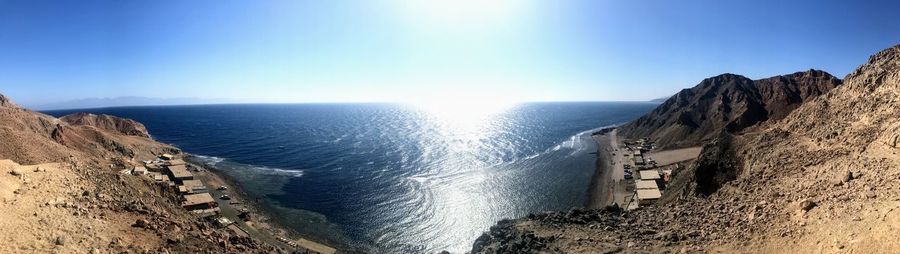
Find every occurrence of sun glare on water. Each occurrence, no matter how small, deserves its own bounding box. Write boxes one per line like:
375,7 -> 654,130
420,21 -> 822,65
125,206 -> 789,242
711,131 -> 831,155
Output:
406,93 -> 518,127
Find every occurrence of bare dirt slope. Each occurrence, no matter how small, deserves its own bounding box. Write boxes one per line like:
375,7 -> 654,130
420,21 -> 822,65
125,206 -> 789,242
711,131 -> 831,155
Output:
0,160 -> 159,253
0,94 -> 281,253
471,44 -> 900,254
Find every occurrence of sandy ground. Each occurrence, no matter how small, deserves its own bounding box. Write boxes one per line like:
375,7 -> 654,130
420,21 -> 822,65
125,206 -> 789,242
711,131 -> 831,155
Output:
646,146 -> 702,166
0,160 -> 156,253
586,129 -> 630,209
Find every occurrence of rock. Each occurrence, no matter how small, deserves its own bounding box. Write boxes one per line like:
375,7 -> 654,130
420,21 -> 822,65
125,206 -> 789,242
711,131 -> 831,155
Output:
798,199 -> 816,212
9,168 -> 23,176
865,191 -> 877,199
89,248 -> 101,254
54,235 -> 66,245
132,219 -> 149,228
166,236 -> 183,244
833,170 -> 853,186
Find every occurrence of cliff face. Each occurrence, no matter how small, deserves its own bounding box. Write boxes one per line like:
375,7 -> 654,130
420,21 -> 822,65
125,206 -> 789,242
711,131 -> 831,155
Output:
619,70 -> 841,149
472,44 -> 900,253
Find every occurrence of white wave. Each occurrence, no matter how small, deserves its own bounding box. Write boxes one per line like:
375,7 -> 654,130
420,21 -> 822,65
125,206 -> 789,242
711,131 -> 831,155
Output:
190,154 -> 225,165
250,165 -> 305,178
189,154 -> 303,178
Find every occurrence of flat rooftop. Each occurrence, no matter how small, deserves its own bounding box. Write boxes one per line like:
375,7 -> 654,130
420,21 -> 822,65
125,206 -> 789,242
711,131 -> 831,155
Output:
639,170 -> 661,180
167,165 -> 193,179
637,188 -> 662,200
635,180 -> 658,190
181,179 -> 205,188
167,159 -> 186,166
182,193 -> 216,207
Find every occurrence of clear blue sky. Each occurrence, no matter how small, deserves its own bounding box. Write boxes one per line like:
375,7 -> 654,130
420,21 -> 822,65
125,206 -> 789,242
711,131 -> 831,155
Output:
1,0 -> 899,106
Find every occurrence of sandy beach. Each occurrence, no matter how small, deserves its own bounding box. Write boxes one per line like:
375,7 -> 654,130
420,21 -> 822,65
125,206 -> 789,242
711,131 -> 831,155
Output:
585,128 -> 629,209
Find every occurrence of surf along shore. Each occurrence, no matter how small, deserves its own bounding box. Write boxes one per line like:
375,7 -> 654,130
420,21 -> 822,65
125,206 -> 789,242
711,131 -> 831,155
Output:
181,154 -> 343,254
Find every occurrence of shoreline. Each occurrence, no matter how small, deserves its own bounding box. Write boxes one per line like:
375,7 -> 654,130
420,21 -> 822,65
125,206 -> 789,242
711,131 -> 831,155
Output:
184,154 -> 345,253
585,128 -> 628,209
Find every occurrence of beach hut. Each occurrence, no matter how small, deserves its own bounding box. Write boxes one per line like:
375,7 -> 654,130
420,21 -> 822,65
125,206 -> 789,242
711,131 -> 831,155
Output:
635,180 -> 658,190
182,193 -> 217,211
180,179 -> 208,193
167,165 -> 193,182
166,159 -> 186,166
637,189 -> 662,205
132,166 -> 147,176
639,170 -> 661,180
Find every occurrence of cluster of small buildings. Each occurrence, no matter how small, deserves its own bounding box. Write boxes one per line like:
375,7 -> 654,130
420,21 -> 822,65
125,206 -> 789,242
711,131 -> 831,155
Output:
622,139 -> 671,207
129,154 -> 220,216
125,154 -> 336,253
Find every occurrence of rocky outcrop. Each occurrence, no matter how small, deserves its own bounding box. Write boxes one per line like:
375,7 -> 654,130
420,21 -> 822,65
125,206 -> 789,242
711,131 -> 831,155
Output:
661,132 -> 742,200
473,44 -> 900,253
60,112 -> 151,138
0,93 -> 17,108
619,70 -> 841,149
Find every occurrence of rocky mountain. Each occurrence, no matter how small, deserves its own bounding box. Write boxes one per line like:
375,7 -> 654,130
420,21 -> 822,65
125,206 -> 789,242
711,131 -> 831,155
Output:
472,44 -> 900,253
619,70 -> 841,149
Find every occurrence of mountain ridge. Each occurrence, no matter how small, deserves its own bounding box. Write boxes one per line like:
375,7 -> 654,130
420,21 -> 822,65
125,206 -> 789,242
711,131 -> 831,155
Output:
619,69 -> 841,149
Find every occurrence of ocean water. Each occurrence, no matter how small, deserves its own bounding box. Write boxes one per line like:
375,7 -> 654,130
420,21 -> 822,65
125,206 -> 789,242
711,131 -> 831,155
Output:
45,102 -> 655,253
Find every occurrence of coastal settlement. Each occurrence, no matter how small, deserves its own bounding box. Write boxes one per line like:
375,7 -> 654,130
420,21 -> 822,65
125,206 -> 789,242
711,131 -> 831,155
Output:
126,153 -> 337,254
591,128 -> 701,209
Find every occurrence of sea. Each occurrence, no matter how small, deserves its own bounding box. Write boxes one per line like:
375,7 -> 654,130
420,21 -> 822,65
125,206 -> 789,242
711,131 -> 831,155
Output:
45,102 -> 655,253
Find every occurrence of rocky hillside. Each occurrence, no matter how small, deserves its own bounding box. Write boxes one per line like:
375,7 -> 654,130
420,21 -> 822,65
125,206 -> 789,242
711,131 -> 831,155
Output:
619,70 -> 841,149
0,94 -> 280,253
0,93 -> 16,108
0,99 -> 174,165
60,112 -> 151,138
472,44 -> 900,253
